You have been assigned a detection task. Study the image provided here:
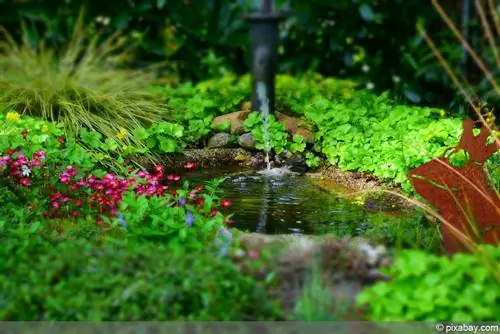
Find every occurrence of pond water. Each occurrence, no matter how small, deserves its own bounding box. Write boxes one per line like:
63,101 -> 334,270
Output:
176,166 -> 408,235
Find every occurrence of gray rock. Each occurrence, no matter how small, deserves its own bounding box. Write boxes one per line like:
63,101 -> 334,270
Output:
238,132 -> 256,149
207,133 -> 231,148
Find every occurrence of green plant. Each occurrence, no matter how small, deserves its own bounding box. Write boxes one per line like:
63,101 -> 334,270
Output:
133,122 -> 185,154
0,112 -> 101,173
117,183 -> 227,249
0,235 -> 284,320
304,91 -> 464,192
293,264 -> 348,321
244,112 -> 289,155
305,152 -> 321,168
356,244 -> 500,321
0,12 -> 170,154
288,134 -> 306,154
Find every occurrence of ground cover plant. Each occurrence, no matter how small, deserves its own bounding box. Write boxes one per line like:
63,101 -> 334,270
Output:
356,244 -> 500,321
0,234 -> 284,321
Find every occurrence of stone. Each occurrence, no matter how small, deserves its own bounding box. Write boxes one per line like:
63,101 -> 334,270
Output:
207,133 -> 231,148
275,112 -> 314,143
212,110 -> 250,135
236,233 -> 392,315
238,132 -> 256,150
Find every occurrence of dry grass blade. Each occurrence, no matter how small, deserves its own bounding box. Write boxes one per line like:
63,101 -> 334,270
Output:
381,190 -> 478,249
475,0 -> 500,69
431,0 -> 500,94
416,24 -> 480,108
488,0 -> 500,37
416,25 -> 499,136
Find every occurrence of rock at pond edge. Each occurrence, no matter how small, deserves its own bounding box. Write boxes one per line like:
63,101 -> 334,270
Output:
238,132 -> 257,150
208,133 -> 232,148
212,110 -> 250,135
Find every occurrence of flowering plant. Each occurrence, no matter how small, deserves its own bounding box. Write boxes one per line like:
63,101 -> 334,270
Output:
0,113 -> 234,243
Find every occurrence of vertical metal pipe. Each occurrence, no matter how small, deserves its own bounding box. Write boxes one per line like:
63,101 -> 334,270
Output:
261,0 -> 271,13
244,2 -> 285,115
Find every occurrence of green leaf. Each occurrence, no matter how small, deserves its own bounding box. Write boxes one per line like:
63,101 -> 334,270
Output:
159,137 -> 177,153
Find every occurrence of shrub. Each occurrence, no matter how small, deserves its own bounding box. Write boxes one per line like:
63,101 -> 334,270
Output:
356,245 -> 500,321
0,236 -> 284,320
0,13 -> 170,152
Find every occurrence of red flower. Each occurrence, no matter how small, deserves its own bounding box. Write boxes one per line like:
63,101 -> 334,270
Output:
194,198 -> 205,205
57,137 -> 65,144
210,208 -> 218,217
220,199 -> 232,207
51,201 -> 61,209
21,129 -> 28,139
194,185 -> 204,191
74,199 -> 83,207
184,161 -> 197,169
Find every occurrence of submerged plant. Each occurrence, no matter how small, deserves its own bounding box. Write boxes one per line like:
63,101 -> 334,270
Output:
0,10 -> 170,152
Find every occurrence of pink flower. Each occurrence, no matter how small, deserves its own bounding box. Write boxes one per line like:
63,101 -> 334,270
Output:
184,161 -> 197,169
59,174 -> 70,184
248,250 -> 260,260
167,174 -> 180,181
20,177 -> 31,187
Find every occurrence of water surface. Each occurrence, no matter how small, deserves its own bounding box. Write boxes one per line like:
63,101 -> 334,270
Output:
177,166 -> 406,235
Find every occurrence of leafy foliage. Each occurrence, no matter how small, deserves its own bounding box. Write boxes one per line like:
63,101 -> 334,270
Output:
243,112 -> 288,155
304,91 -> 463,192
0,235 -> 283,320
356,245 -> 500,321
134,122 -> 185,154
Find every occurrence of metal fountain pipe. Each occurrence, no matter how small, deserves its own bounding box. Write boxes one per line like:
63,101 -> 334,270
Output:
244,0 -> 286,115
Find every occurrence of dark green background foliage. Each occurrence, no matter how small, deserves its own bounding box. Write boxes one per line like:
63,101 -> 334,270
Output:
1,0 -> 491,109
0,235 -> 283,320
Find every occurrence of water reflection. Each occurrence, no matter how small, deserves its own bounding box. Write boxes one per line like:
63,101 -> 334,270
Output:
178,166 -> 400,235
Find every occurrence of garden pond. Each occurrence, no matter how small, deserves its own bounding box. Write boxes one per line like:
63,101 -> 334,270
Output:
173,165 -> 412,236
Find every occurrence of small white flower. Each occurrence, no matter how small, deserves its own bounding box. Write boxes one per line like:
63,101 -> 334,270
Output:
362,64 -> 370,73
366,82 -> 375,90
392,75 -> 401,83
22,165 -> 31,177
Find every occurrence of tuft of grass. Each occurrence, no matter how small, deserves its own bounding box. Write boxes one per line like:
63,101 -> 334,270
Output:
0,11 -> 171,151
